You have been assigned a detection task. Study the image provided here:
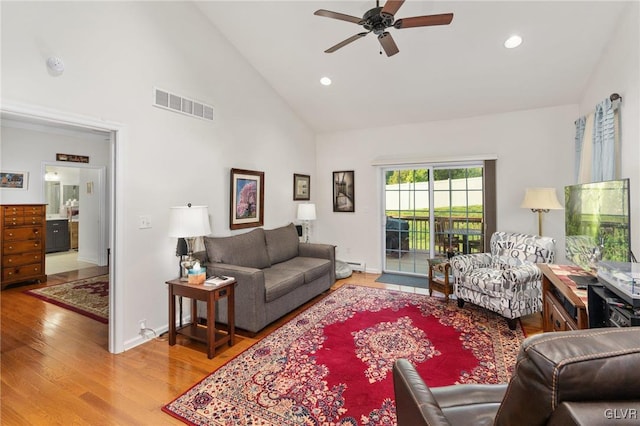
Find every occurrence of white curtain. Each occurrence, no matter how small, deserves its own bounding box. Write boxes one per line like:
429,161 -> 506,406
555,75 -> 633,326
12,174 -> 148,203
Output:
574,97 -> 620,183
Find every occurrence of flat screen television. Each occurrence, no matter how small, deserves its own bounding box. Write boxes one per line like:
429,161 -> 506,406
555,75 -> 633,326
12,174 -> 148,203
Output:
565,178 -> 631,275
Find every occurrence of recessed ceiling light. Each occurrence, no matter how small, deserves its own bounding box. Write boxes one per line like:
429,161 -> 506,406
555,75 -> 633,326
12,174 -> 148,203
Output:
320,76 -> 332,86
504,35 -> 523,49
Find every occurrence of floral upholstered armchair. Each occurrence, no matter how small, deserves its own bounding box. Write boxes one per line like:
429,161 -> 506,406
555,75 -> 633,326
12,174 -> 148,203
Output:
450,232 -> 556,329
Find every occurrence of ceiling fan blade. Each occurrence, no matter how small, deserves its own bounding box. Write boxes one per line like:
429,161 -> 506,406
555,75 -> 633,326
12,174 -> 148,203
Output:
325,32 -> 369,53
378,32 -> 399,57
395,13 -> 454,29
381,0 -> 405,17
314,9 -> 363,25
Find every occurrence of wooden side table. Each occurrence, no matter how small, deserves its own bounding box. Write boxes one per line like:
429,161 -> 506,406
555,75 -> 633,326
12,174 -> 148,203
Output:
428,259 -> 452,301
167,278 -> 236,359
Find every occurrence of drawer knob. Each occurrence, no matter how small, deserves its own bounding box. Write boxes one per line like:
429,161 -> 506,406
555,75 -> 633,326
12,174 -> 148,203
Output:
8,259 -> 12,263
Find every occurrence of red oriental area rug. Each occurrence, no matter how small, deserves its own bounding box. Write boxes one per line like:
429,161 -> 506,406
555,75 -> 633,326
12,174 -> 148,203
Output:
25,275 -> 109,324
163,284 -> 525,425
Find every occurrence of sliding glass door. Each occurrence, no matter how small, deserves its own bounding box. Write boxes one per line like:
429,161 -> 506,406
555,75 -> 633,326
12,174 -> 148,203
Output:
384,164 -> 486,276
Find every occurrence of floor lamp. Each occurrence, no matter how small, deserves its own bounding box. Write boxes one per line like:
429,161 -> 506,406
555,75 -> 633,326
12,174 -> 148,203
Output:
520,188 -> 563,236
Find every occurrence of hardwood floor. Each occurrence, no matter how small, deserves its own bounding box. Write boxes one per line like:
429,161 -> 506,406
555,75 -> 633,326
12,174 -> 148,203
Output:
0,270 -> 542,425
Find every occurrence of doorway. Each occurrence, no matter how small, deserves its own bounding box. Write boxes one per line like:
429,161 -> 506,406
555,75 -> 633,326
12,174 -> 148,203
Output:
1,102 -> 122,354
44,164 -> 108,275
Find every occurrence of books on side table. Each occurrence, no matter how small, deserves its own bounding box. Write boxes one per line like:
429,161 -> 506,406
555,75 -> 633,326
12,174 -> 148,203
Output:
204,275 -> 235,287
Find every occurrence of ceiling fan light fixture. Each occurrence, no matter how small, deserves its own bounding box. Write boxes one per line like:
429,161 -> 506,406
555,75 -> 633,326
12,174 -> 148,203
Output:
504,35 -> 523,49
314,1 -> 453,56
320,76 -> 332,86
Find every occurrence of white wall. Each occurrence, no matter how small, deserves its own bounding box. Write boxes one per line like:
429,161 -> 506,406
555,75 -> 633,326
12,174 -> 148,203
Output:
316,105 -> 577,271
578,1 -> 639,259
1,2 -> 316,351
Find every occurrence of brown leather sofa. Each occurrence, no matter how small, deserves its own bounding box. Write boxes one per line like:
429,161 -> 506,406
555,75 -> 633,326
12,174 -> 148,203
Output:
393,328 -> 640,425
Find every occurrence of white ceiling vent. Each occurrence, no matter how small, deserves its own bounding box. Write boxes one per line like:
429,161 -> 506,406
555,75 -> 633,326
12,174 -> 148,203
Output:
153,87 -> 214,122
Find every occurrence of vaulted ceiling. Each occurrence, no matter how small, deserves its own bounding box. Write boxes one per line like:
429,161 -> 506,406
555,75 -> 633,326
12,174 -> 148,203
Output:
196,1 -> 629,133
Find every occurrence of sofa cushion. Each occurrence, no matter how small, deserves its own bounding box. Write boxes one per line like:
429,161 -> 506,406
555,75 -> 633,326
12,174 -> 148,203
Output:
272,257 -> 332,284
204,228 -> 270,269
263,267 -> 305,302
264,223 -> 299,265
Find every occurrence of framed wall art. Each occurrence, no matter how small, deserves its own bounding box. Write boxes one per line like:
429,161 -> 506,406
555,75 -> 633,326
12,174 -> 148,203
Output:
0,171 -> 29,190
293,173 -> 310,201
56,153 -> 90,163
230,168 -> 264,230
333,170 -> 354,212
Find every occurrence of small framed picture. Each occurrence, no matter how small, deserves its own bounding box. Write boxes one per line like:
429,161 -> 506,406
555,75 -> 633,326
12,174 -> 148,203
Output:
230,168 -> 265,230
333,170 -> 354,212
0,171 -> 29,190
293,174 -> 310,201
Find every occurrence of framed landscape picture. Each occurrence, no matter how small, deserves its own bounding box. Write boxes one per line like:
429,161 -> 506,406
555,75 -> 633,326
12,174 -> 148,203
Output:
0,171 -> 29,190
333,170 -> 354,212
293,173 -> 310,201
230,168 -> 264,229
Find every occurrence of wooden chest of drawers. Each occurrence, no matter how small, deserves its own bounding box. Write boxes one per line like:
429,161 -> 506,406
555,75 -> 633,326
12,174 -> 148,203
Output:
1,204 -> 47,289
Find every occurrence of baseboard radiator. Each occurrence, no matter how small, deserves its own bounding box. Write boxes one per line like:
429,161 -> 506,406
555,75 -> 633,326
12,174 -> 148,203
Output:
345,260 -> 366,273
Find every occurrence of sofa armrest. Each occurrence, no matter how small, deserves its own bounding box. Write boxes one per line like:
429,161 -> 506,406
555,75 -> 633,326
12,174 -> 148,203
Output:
502,263 -> 542,285
450,253 -> 492,277
192,250 -> 208,264
299,243 -> 336,283
393,359 -> 451,426
205,262 -> 267,332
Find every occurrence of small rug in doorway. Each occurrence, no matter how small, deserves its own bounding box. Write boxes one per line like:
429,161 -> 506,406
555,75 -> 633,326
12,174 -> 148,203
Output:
25,275 -> 109,324
163,284 -> 524,425
376,272 -> 429,288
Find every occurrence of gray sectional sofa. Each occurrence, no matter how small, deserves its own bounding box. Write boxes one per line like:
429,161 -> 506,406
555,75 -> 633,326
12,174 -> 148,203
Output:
195,223 -> 335,334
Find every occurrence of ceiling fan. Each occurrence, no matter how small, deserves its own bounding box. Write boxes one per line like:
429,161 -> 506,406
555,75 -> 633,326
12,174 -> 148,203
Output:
314,0 -> 453,57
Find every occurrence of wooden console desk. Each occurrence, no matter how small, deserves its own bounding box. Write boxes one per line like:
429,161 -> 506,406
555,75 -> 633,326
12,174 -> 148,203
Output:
540,264 -> 589,331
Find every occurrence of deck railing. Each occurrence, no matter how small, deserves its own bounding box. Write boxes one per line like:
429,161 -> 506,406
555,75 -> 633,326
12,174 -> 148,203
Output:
386,215 -> 483,255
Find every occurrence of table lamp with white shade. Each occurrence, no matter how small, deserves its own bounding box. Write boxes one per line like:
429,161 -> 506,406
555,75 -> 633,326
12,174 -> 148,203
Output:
168,203 -> 211,279
520,188 -> 563,236
297,203 -> 316,243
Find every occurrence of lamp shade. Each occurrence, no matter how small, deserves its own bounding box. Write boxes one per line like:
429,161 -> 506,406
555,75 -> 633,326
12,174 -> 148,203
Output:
520,188 -> 563,210
168,205 -> 211,238
297,203 -> 317,221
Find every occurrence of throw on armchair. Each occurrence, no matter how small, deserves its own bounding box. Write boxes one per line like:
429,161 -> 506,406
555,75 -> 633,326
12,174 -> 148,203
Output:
393,328 -> 640,426
450,231 -> 556,329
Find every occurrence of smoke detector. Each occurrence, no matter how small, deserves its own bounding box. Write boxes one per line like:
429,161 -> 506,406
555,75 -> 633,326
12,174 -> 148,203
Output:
46,57 -> 65,76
